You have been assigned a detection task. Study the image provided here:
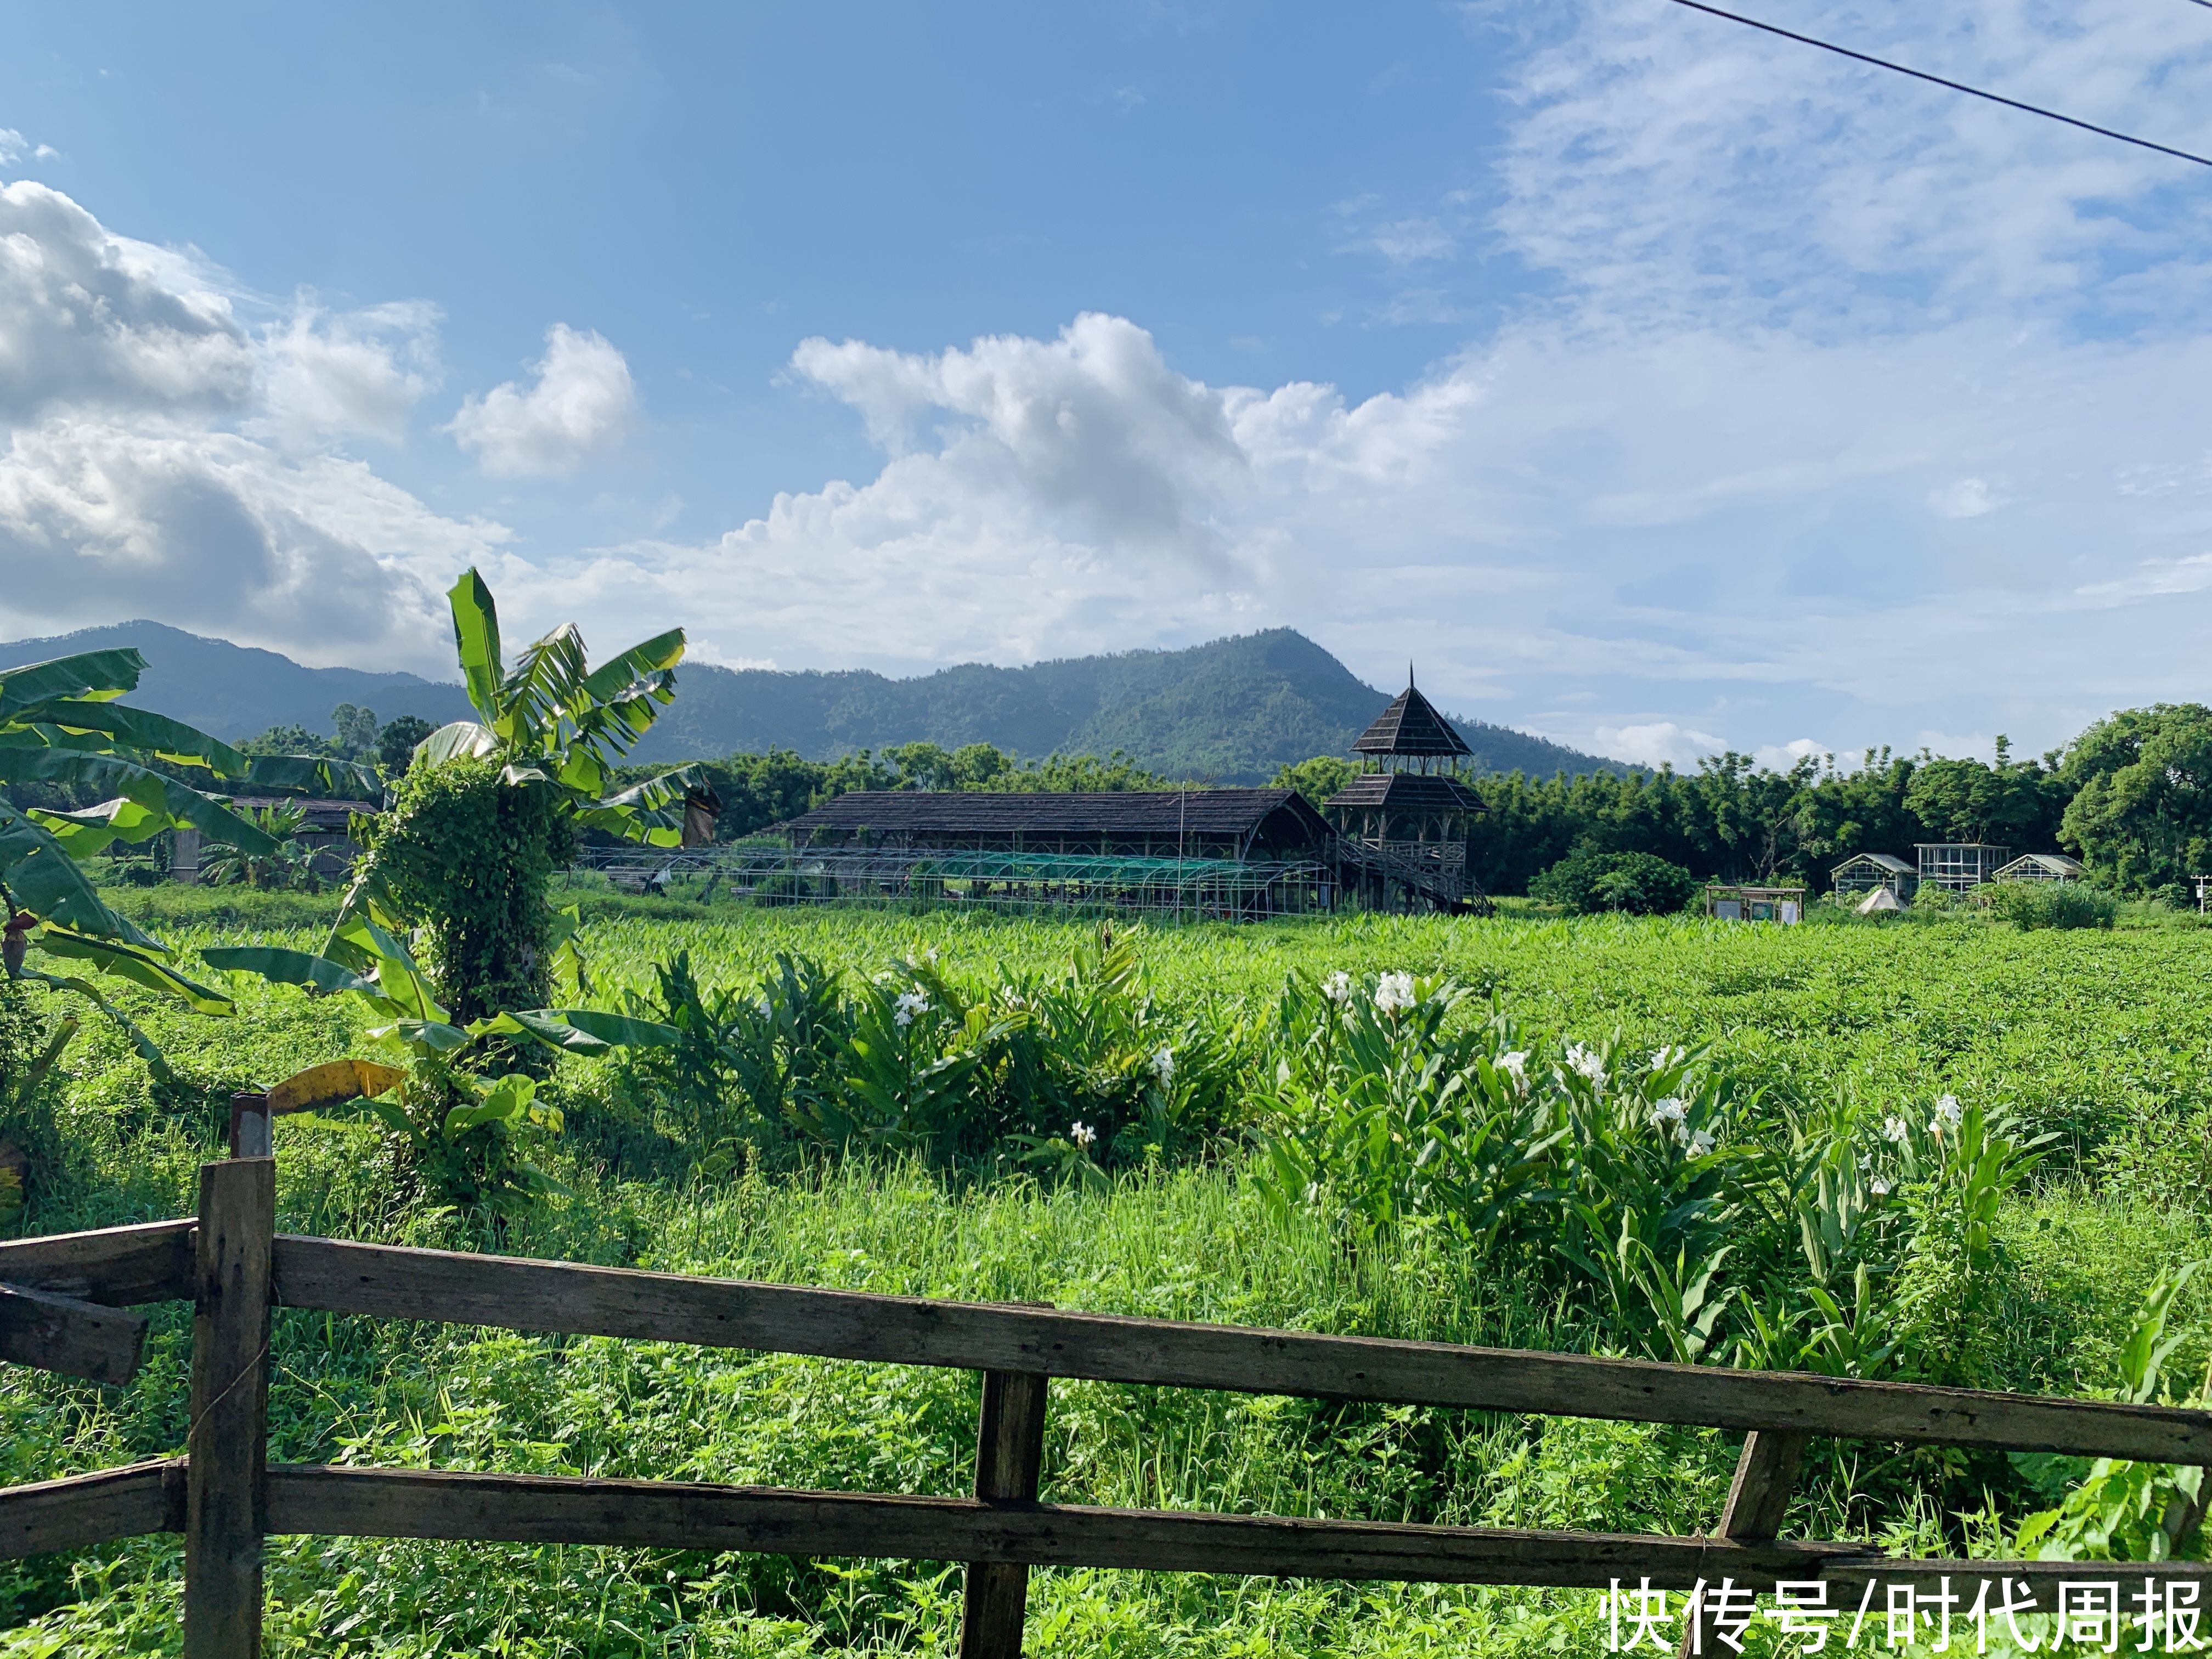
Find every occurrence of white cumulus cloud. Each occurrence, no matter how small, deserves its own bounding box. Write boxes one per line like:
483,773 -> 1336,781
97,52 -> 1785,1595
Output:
0,182 -> 500,674
448,323 -> 636,477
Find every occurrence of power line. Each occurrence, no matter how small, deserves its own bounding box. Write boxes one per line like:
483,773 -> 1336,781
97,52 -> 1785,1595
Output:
1663,0 -> 2212,168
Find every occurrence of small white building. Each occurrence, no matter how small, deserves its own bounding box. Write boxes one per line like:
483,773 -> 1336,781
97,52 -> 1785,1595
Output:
1831,851 -> 1916,900
1993,852 -> 2087,884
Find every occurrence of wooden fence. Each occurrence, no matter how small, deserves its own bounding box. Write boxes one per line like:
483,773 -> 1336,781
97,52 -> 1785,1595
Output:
3,1156 -> 2211,1657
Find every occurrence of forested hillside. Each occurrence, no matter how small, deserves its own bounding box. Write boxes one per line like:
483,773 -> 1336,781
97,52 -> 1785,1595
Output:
0,622 -> 1614,783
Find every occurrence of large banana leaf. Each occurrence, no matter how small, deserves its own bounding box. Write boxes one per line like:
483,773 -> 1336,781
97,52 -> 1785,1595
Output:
496,624 -> 590,749
237,754 -> 380,797
448,568 -> 506,727
0,805 -> 156,945
0,649 -> 144,720
0,749 -> 284,855
200,946 -> 374,997
16,700 -> 251,776
35,927 -> 234,1014
481,1008 -> 680,1054
415,721 -> 501,766
578,627 -> 685,706
29,797 -> 168,857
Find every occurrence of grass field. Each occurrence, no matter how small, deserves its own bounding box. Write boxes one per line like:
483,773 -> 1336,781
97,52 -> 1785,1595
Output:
5,896 -> 2211,1655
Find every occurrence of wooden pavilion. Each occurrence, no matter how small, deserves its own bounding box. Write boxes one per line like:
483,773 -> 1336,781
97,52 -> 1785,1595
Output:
1323,674 -> 1488,913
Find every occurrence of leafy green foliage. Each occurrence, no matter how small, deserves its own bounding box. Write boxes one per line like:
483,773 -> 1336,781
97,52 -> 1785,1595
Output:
600,924 -> 1235,1178
0,642 -> 366,1066
2014,1266 -> 2210,1562
1270,755 -> 1358,811
374,713 -> 436,774
364,758 -> 570,1022
2060,704 -> 2212,904
199,803 -> 323,893
1528,849 -> 1699,915
1986,879 -> 2118,930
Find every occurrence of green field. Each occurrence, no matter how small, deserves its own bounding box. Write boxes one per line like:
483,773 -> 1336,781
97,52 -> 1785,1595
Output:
5,899 -> 2211,1656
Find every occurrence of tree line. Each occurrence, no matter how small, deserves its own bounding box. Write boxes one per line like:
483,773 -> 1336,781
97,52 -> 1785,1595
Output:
1290,704 -> 2209,902
14,694 -> 2209,905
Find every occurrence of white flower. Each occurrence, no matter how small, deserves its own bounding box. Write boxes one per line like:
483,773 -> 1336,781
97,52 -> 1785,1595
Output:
1931,1094 -> 1963,1131
1150,1046 -> 1175,1084
1069,1120 -> 1097,1149
1882,1116 -> 1909,1144
1869,1176 -> 1893,1197
924,946 -> 940,966
1322,971 -> 1352,1004
1686,1128 -> 1717,1157
893,989 -> 930,1028
1858,1153 -> 1871,1169
1374,972 -> 1416,1014
1649,1097 -> 1690,1128
1496,1050 -> 1528,1086
1650,1046 -> 1684,1071
1566,1042 -> 1607,1086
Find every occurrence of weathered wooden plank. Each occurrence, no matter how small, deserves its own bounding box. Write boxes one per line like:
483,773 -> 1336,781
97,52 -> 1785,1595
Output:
262,1464 -> 1867,1590
1680,1429 -> 1808,1653
270,1235 -> 2212,1463
961,1372 -> 1049,1659
185,1160 -> 273,1659
0,1218 -> 194,1306
0,1282 -> 151,1384
1713,1431 -> 1807,1542
0,1459 -> 184,1560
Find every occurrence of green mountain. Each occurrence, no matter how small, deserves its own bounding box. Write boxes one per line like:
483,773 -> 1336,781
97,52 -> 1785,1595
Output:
0,622 -> 1617,783
631,629 -> 1615,781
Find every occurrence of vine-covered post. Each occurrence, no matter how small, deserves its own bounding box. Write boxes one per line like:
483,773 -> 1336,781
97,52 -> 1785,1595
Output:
958,1368 -> 1049,1659
184,1158 -> 275,1658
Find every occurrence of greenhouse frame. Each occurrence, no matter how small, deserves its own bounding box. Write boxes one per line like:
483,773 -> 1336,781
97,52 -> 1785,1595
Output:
574,843 -> 1335,920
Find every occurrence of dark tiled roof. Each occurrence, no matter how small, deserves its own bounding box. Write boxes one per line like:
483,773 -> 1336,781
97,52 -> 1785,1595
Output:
1323,772 -> 1486,813
1351,685 -> 1472,757
777,788 -> 1332,843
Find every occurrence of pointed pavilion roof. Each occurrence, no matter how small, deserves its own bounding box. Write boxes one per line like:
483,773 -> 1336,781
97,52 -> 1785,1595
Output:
1351,675 -> 1472,758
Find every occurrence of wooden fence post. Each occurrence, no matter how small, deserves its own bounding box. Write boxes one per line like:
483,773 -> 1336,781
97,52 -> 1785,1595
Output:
227,1094 -> 272,1161
1678,1429 -> 1807,1657
957,1369 -> 1049,1659
184,1159 -> 274,1659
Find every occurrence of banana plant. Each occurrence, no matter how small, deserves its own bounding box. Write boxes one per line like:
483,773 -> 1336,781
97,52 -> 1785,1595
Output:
317,568 -> 706,986
413,567 -> 698,841
203,905 -> 680,1215
0,644 -> 374,1068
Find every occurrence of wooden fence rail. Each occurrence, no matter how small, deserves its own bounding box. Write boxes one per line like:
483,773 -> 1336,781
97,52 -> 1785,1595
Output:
2,1159 -> 2210,1657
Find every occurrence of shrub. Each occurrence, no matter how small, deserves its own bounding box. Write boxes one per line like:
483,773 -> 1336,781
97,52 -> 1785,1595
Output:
1530,849 -> 1699,916
363,757 -> 572,1022
1985,880 -> 2118,932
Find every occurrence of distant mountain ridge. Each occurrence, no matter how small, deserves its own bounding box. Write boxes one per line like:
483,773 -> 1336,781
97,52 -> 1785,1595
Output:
0,621 -> 1618,783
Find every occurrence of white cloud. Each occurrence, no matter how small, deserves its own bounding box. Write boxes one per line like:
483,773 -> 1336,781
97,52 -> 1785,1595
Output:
0,181 -> 256,422
1595,721 -> 1729,768
257,300 -> 441,447
0,131 -> 59,166
448,324 -> 635,477
0,415 -> 499,673
0,182 -> 501,675
1754,738 -> 1828,773
1931,478 -> 2001,520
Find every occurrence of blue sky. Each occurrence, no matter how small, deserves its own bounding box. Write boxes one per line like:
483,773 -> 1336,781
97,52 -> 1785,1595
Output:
3,2 -> 2210,767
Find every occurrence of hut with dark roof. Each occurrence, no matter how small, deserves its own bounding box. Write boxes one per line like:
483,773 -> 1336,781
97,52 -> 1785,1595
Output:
776,787 -> 1330,860
1323,674 -> 1488,912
